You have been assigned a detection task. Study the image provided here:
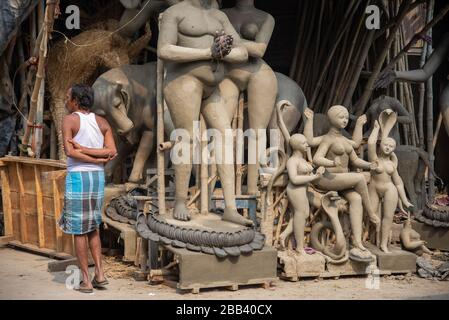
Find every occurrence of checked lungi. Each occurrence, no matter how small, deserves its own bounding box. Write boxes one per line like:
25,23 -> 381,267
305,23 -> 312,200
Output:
58,171 -> 105,235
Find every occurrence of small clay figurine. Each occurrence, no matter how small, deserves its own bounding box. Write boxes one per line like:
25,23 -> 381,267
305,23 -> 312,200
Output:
400,219 -> 432,256
368,117 -> 414,253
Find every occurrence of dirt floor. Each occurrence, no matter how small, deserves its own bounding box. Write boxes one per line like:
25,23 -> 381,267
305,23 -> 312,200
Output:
0,247 -> 448,300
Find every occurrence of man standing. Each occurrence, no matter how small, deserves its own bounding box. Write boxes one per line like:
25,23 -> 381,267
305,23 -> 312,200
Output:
59,84 -> 117,293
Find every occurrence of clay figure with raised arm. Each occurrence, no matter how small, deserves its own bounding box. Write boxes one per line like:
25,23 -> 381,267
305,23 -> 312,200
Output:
376,33 -> 449,137
219,0 -> 278,196
303,106 -> 380,255
158,0 -> 253,226
368,116 -> 413,253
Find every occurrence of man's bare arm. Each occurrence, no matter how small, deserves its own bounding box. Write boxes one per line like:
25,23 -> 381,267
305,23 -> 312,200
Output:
62,116 -> 106,164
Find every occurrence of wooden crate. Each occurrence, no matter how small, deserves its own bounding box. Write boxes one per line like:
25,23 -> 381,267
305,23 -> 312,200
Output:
0,156 -> 74,258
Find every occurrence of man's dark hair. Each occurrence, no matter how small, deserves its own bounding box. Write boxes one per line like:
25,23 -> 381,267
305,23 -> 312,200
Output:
70,84 -> 94,110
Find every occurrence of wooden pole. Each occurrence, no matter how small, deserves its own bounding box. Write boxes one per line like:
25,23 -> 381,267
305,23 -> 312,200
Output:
156,56 -> 166,215
426,0 -> 435,200
200,116 -> 208,215
235,93 -> 244,195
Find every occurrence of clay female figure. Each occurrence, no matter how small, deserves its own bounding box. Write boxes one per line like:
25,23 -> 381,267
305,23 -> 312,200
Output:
304,106 -> 380,253
368,119 -> 413,253
286,135 -> 325,254
219,0 -> 278,195
158,0 -> 253,226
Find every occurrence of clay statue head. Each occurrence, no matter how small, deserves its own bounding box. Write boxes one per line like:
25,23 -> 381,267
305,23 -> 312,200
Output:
241,22 -> 259,41
380,137 -> 396,156
290,134 -> 309,153
327,105 -> 349,129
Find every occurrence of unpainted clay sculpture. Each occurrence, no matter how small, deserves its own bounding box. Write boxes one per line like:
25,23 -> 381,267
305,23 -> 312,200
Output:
368,114 -> 413,253
92,62 -> 174,183
400,219 -> 432,256
303,106 -> 381,256
275,103 -> 325,254
220,0 -> 278,195
376,33 -> 449,137
158,0 -> 253,226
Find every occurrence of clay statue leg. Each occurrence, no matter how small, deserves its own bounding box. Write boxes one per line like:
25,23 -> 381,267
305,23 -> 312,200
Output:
341,190 -> 366,251
164,76 -> 203,221
287,186 -> 309,254
202,89 -> 253,227
440,84 -> 449,137
128,130 -> 154,183
380,186 -> 398,253
315,172 -> 380,227
218,78 -> 241,124
246,63 -> 278,195
368,183 -> 381,246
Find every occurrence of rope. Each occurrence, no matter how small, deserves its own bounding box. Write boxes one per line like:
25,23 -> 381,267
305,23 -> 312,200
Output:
52,0 -> 152,48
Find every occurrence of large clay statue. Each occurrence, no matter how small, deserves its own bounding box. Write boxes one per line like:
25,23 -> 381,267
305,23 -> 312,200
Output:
376,33 -> 449,136
92,62 -> 174,183
303,106 -> 380,255
368,116 -> 413,253
220,0 -> 278,195
158,0 -> 253,226
400,219 -> 433,256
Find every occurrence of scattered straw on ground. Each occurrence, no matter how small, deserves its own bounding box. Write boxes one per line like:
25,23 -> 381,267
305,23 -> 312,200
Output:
103,255 -> 138,280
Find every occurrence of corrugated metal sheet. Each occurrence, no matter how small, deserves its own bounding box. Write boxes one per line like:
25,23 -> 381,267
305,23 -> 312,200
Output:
0,0 -> 39,55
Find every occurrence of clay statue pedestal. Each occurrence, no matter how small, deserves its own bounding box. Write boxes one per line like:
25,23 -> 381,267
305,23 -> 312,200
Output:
364,243 -> 417,274
159,244 -> 277,294
278,250 -> 326,281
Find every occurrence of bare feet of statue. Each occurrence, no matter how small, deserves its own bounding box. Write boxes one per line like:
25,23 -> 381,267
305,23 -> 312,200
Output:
222,208 -> 254,227
381,245 -> 391,253
173,201 -> 191,221
354,241 -> 367,251
295,248 -> 306,255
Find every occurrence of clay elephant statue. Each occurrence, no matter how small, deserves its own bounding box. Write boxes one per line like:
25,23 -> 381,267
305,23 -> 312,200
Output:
92,62 -> 173,183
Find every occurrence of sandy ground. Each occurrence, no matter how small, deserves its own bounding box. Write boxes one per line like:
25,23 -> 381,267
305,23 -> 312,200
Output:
0,247 -> 448,300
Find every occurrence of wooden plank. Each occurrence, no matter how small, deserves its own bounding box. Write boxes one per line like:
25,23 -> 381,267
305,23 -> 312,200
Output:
47,257 -> 94,273
8,240 -> 73,260
42,170 -> 67,181
52,179 -> 63,252
0,235 -> 14,246
0,156 -> 66,168
15,163 -> 28,243
1,168 -> 13,236
34,165 -> 45,248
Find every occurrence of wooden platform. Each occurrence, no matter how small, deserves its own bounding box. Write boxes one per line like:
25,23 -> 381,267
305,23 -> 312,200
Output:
155,245 -> 278,294
102,215 -> 137,262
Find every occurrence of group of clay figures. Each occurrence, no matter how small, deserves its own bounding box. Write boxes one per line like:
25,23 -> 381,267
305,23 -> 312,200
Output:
155,0 -> 431,260
279,104 -> 416,262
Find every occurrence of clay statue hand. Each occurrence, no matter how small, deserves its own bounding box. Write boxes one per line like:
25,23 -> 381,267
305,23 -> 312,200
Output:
333,156 -> 342,168
373,119 -> 380,130
374,68 -> 397,89
303,107 -> 314,120
369,160 -> 379,171
315,166 -> 326,178
211,31 -> 233,60
356,114 -> 367,126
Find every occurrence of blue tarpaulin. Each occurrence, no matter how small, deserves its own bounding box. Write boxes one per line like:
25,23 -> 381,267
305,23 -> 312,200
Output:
0,0 -> 39,55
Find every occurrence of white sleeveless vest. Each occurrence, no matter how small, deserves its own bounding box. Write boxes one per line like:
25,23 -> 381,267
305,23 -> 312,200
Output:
67,112 -> 105,172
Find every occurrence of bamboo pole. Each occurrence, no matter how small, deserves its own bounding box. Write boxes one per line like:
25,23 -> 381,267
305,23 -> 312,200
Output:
156,56 -> 166,215
426,0 -> 435,200
200,116 -> 208,215
22,0 -> 57,155
235,93 -> 244,195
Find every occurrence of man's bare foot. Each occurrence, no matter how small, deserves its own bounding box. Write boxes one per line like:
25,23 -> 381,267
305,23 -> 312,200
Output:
173,202 -> 191,221
222,208 -> 254,227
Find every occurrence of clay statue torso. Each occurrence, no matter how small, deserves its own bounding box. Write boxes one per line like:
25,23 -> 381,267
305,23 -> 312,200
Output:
322,135 -> 354,173
164,3 -> 230,88
371,157 -> 396,195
